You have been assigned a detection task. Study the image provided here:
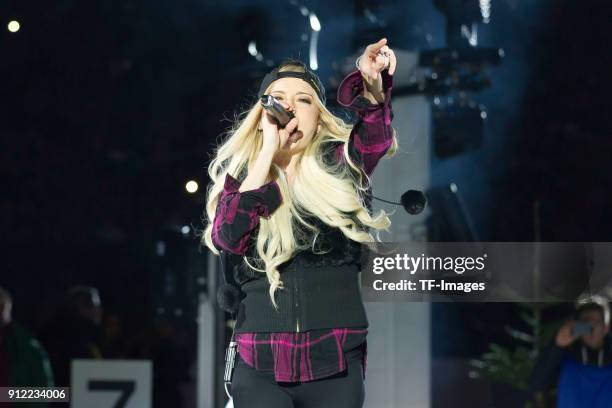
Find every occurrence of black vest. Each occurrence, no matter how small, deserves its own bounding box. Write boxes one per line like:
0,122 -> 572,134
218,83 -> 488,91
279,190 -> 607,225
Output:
218,214 -> 370,333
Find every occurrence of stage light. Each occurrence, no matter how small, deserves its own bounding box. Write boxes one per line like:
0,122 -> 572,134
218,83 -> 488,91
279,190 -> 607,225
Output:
247,40 -> 264,61
185,180 -> 198,193
309,13 -> 321,32
309,32 -> 319,71
181,226 -> 190,235
308,13 -> 320,70
479,0 -> 491,24
7,20 -> 20,33
248,41 -> 257,56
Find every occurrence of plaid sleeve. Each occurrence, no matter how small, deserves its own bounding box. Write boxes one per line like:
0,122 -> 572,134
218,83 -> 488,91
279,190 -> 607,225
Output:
212,173 -> 283,255
335,69 -> 394,177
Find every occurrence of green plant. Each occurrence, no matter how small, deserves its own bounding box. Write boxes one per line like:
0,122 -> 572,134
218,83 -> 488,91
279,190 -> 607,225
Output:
469,303 -> 563,406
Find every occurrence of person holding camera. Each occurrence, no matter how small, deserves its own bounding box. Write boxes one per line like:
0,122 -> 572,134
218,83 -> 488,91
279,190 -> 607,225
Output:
530,300 -> 612,407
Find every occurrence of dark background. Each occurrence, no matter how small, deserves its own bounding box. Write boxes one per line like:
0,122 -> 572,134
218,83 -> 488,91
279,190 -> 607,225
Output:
2,0 -> 611,406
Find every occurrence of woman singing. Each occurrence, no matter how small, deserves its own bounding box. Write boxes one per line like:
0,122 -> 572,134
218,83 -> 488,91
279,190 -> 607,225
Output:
202,38 -> 397,407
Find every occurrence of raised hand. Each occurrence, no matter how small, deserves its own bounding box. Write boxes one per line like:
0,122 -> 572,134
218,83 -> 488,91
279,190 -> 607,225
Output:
555,320 -> 580,348
356,38 -> 397,81
260,104 -> 300,154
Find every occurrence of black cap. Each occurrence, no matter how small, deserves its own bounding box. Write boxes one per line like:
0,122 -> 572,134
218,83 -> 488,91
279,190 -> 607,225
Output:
258,58 -> 326,105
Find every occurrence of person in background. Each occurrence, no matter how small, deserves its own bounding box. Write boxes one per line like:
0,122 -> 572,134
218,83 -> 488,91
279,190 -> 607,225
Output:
531,298 -> 612,407
40,285 -> 104,388
0,286 -> 54,408
100,311 -> 128,359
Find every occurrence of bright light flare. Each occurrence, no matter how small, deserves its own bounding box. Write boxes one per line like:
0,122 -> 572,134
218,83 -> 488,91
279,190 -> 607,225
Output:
8,20 -> 20,33
185,180 -> 199,193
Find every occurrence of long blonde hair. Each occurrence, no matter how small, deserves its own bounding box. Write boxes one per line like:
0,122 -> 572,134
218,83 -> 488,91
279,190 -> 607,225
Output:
202,63 -> 397,309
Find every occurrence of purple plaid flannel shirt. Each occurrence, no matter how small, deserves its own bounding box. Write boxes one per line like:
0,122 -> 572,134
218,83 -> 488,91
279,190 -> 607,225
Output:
213,70 -> 394,382
235,328 -> 369,383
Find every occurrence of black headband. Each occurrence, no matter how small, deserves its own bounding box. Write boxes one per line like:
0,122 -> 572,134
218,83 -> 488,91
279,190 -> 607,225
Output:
258,62 -> 326,105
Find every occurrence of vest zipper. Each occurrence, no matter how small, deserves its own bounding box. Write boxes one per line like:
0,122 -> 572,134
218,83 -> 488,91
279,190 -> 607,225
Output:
294,274 -> 300,332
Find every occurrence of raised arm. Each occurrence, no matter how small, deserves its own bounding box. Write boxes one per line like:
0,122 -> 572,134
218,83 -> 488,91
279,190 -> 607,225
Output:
336,38 -> 396,177
211,173 -> 282,255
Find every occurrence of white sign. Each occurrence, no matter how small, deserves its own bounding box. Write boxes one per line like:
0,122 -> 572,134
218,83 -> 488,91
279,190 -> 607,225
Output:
71,360 -> 152,408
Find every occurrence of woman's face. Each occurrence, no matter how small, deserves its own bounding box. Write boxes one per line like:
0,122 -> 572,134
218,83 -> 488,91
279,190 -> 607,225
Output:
268,77 -> 320,154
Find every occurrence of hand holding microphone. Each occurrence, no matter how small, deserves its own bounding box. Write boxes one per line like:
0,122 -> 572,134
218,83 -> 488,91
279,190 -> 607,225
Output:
259,95 -> 302,153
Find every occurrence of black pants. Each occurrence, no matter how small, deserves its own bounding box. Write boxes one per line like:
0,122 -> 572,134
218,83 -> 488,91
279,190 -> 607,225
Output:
230,350 -> 365,408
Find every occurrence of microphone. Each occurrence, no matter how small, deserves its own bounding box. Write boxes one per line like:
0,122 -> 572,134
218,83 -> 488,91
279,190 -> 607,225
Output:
260,95 -> 295,128
371,190 -> 427,215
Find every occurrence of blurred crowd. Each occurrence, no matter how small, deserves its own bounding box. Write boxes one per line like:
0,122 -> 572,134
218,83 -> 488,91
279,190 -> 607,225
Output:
0,285 -> 192,408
